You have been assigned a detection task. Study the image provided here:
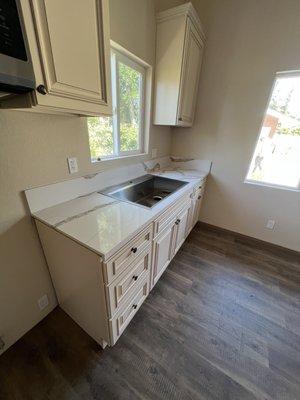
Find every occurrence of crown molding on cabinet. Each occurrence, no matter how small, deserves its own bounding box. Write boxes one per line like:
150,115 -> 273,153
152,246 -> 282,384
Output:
156,2 -> 205,41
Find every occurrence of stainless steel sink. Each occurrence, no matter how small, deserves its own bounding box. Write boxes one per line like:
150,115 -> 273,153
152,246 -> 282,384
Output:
100,175 -> 188,208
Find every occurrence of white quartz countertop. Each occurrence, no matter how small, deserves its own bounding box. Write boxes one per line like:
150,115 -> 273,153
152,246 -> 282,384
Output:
33,170 -> 208,260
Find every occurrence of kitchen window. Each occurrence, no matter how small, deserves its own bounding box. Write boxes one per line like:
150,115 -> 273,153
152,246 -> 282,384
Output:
245,72 -> 300,190
88,48 -> 147,161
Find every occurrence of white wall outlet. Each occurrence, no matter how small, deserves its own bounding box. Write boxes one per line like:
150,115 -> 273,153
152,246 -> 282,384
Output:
151,148 -> 157,158
266,219 -> 276,230
38,294 -> 49,310
67,157 -> 78,174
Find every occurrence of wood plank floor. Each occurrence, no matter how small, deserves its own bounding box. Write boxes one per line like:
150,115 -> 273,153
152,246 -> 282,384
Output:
1,223 -> 299,400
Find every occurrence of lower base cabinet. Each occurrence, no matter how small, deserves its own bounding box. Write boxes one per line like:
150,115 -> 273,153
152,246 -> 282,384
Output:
151,201 -> 192,289
173,206 -> 190,255
35,179 -> 206,349
187,188 -> 203,234
109,277 -> 149,345
152,222 -> 175,287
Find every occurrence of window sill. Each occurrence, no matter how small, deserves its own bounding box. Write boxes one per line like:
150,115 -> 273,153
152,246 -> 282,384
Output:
91,152 -> 148,164
244,179 -> 300,192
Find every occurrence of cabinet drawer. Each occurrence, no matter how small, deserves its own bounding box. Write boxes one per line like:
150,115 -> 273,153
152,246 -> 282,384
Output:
193,181 -> 205,199
104,224 -> 153,283
106,248 -> 151,317
109,278 -> 149,345
154,194 -> 191,237
194,188 -> 202,201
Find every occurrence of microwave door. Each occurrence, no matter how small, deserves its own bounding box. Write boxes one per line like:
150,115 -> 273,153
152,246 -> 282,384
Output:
0,0 -> 35,93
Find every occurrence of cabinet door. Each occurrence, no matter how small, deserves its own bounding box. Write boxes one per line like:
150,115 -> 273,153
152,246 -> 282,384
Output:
186,199 -> 195,235
177,19 -> 204,126
192,194 -> 203,227
29,0 -> 112,115
152,223 -> 175,288
174,206 -> 190,255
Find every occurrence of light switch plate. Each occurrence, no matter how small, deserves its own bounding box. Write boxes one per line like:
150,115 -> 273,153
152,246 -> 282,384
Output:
38,294 -> 49,310
67,157 -> 78,174
266,219 -> 276,230
151,148 -> 157,158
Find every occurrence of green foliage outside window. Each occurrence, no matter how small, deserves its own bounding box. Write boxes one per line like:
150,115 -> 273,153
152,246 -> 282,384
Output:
88,116 -> 113,159
87,55 -> 143,160
119,62 -> 141,151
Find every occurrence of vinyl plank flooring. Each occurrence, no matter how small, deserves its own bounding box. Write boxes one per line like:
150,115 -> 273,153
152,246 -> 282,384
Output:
1,222 -> 299,400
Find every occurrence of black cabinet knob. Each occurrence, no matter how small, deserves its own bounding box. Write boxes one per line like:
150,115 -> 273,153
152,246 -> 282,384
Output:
132,275 -> 138,281
36,85 -> 47,95
132,304 -> 137,309
131,247 -> 137,253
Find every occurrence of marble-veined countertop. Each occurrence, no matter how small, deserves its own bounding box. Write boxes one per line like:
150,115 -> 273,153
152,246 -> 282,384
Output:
33,170 -> 208,260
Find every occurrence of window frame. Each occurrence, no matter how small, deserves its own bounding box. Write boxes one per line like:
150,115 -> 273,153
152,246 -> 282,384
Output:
88,46 -> 147,162
244,70 -> 300,192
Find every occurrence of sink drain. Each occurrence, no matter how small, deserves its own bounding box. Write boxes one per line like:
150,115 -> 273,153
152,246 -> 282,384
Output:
153,195 -> 163,201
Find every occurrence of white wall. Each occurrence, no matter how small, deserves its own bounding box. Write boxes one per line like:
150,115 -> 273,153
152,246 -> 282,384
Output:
172,0 -> 300,251
0,0 -> 172,354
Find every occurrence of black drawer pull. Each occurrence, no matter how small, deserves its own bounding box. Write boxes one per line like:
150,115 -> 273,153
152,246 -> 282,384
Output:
132,275 -> 138,281
131,247 -> 137,253
132,304 -> 137,309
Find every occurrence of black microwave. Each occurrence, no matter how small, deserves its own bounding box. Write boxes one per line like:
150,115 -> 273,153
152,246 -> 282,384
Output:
0,0 -> 35,96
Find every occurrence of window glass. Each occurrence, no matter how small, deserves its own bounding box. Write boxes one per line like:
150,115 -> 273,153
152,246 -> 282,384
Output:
88,116 -> 114,159
246,74 -> 300,189
88,49 -> 146,161
119,62 -> 142,152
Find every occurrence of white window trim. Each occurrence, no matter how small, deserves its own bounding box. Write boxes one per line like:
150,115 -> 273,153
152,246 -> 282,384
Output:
90,42 -> 151,163
244,70 -> 300,192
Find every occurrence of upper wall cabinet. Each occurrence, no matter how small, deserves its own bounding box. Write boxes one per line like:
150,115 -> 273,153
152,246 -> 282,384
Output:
2,0 -> 112,116
153,3 -> 205,127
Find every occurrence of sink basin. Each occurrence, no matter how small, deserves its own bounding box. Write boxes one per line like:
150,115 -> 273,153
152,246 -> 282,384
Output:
100,175 -> 188,208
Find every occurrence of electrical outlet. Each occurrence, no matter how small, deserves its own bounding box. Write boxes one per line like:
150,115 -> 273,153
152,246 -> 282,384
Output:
151,148 -> 157,158
38,294 -> 49,310
67,157 -> 78,174
266,219 -> 276,230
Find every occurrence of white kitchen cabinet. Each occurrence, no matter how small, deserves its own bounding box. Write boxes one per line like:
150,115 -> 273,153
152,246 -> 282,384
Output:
2,0 -> 112,116
33,178 -> 206,349
109,278 -> 149,345
151,196 -> 192,288
153,2 -> 205,127
36,220 -> 153,349
173,206 -> 190,255
106,249 -> 151,317
192,193 -> 203,226
152,222 -> 176,287
187,183 -> 205,234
